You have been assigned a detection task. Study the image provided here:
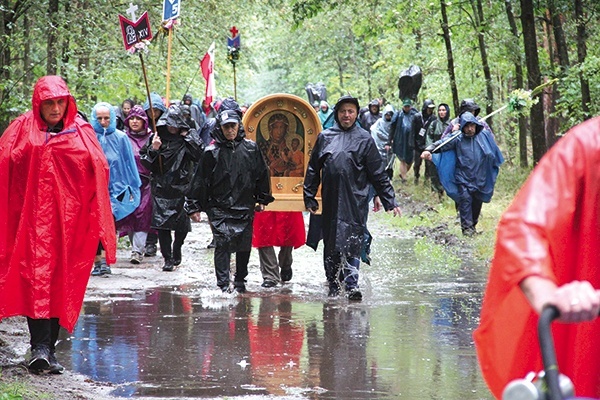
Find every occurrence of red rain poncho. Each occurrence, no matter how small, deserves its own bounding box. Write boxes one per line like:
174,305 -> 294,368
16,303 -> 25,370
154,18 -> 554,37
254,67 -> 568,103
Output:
0,76 -> 116,332
474,117 -> 600,398
252,211 -> 306,249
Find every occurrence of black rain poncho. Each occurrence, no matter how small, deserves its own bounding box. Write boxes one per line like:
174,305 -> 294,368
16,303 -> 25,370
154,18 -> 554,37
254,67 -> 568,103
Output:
304,119 -> 398,258
140,106 -> 203,231
187,118 -> 274,252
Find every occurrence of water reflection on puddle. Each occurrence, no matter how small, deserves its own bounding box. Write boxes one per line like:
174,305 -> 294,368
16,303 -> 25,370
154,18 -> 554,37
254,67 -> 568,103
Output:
57,236 -> 494,399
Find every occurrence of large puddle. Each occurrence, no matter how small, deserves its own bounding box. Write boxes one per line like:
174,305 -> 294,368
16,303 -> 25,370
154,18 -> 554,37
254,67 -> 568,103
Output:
57,223 -> 494,399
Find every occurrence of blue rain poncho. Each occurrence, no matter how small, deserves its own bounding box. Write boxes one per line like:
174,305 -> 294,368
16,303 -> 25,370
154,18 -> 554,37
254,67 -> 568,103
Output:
91,102 -> 141,221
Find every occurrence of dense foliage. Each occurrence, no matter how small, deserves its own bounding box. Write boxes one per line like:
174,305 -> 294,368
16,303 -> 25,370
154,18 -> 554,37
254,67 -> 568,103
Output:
1,0 -> 598,162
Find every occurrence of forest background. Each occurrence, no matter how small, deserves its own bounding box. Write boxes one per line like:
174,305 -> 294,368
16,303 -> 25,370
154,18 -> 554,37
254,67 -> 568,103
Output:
0,0 -> 599,167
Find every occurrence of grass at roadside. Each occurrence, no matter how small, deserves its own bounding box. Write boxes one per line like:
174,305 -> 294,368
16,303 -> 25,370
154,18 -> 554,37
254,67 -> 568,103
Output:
0,378 -> 50,399
390,163 -> 532,262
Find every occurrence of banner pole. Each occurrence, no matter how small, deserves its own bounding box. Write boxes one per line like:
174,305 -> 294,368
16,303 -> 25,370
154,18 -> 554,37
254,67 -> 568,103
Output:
165,27 -> 173,105
233,63 -> 237,102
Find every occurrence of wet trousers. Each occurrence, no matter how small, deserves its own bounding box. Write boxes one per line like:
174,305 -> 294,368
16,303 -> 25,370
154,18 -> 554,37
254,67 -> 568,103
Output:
456,184 -> 483,234
324,252 -> 361,290
413,148 -> 425,180
258,246 -> 293,283
128,231 -> 148,255
214,247 -> 250,289
157,229 -> 188,261
27,317 -> 60,352
425,160 -> 444,196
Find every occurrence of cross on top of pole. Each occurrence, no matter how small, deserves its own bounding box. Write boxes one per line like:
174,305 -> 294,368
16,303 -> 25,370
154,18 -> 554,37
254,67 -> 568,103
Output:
230,26 -> 238,37
127,3 -> 139,21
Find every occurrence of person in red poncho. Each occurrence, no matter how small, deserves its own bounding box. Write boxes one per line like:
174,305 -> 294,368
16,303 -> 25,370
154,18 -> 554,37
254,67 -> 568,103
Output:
474,117 -> 600,399
0,76 -> 116,374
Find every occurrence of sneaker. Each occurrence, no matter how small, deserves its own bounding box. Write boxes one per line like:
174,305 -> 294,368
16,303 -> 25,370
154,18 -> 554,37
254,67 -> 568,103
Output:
261,280 -> 277,288
48,352 -> 65,374
130,251 -> 143,264
162,258 -> 175,272
347,288 -> 363,301
91,264 -> 102,276
280,269 -> 293,282
145,243 -> 157,257
28,346 -> 50,374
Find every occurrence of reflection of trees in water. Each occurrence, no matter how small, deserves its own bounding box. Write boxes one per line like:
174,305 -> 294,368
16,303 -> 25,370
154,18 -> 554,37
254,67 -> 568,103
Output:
63,289 -> 257,397
430,291 -> 487,398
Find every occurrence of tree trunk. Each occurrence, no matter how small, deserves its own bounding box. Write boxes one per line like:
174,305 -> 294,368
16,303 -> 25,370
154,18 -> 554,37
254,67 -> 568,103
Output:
540,9 -> 559,147
1,0 -> 10,83
504,0 -> 528,168
472,0 -> 494,129
47,0 -> 59,75
61,1 -> 71,81
575,0 -> 591,119
23,13 -> 32,100
546,1 -> 569,143
440,0 -> 459,117
520,0 -> 546,164
547,0 -> 569,68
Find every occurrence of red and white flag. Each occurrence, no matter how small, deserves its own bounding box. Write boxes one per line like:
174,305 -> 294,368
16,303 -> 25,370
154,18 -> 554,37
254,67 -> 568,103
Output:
200,42 -> 216,107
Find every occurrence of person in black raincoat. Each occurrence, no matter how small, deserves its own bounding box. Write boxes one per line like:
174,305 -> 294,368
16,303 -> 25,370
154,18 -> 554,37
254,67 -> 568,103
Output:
140,105 -> 203,271
412,99 -> 436,184
359,99 -> 382,133
304,95 -> 402,301
187,106 -> 274,293
421,111 -> 503,236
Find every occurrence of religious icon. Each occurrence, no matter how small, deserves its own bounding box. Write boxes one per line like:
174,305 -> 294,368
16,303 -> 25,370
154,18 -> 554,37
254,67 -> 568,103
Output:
257,111 -> 304,178
243,94 -> 321,211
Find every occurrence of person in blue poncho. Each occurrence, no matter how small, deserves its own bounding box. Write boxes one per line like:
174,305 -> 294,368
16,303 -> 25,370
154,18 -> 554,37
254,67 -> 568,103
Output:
421,111 -> 503,236
91,102 -> 142,275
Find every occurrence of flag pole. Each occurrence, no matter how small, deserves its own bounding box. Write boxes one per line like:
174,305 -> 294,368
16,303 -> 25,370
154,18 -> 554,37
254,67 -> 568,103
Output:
233,63 -> 237,101
138,52 -> 162,173
165,26 -> 173,104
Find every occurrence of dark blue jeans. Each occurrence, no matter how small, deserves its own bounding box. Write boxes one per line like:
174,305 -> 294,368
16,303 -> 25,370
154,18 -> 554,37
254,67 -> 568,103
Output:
324,252 -> 361,290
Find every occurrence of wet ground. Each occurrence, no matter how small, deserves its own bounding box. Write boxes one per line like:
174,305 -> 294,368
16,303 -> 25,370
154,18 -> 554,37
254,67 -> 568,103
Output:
55,213 -> 494,399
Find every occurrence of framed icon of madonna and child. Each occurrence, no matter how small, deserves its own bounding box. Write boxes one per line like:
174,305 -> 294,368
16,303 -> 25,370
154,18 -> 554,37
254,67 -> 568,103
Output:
242,93 -> 322,211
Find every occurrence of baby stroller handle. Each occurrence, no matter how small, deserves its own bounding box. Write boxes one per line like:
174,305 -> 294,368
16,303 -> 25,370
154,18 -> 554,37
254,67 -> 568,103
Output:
539,305 -> 562,400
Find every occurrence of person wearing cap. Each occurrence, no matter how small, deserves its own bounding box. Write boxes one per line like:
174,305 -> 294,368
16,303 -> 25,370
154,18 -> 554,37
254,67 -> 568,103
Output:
140,105 -> 203,271
391,98 -> 418,183
359,99 -> 382,133
412,99 -> 436,185
0,75 -> 116,374
187,104 -> 274,294
304,95 -> 402,301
